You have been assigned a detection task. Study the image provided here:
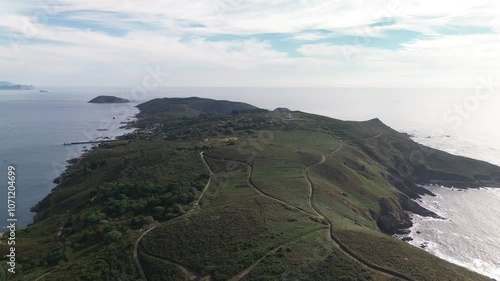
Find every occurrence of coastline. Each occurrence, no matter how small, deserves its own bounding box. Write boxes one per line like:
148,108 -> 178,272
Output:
3,97 -> 499,280
29,108 -> 139,225
0,92 -> 144,229
390,132 -> 500,279
402,186 -> 500,280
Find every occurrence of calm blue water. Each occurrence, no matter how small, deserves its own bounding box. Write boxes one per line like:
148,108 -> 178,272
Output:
0,87 -> 499,278
0,89 -> 138,228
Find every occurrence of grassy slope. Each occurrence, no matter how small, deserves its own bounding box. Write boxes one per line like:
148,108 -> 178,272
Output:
2,99 -> 499,281
141,123 -> 494,280
0,139 -> 210,280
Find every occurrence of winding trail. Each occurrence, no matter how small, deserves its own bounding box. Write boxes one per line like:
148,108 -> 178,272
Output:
203,154 -> 317,218
33,268 -> 58,281
135,135 -> 411,281
305,144 -> 345,220
134,223 -> 160,281
139,250 -> 199,280
366,133 -> 383,140
134,152 -> 213,281
228,228 -> 327,281
206,145 -> 411,280
33,273 -> 50,281
304,143 -> 414,281
188,152 -> 212,214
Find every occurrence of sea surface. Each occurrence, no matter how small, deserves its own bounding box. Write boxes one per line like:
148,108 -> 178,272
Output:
0,87 -> 499,278
407,186 -> 500,279
405,133 -> 500,280
0,89 -> 138,228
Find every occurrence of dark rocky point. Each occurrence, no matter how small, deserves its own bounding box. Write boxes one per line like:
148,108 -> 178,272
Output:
52,176 -> 61,184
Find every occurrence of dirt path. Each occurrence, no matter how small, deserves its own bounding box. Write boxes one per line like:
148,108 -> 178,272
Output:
366,133 -> 383,140
136,136 -> 405,281
188,152 -> 212,214
34,273 -> 50,281
304,143 -> 413,281
203,154 -> 316,218
228,228 -> 327,281
305,144 -> 345,219
134,152 -> 212,281
134,223 -> 208,281
134,224 -> 160,281
33,268 -> 59,281
139,250 -> 199,280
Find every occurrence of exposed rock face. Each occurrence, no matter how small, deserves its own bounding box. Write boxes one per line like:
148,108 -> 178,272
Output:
382,161 -> 500,234
88,96 -> 130,103
398,195 -> 442,219
376,195 -> 442,234
412,164 -> 484,188
377,198 -> 413,234
53,177 -> 61,184
387,172 -> 436,199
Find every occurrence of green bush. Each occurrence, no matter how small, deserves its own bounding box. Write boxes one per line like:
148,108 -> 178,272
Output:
104,230 -> 123,243
83,211 -> 106,225
143,216 -> 155,225
153,206 -> 165,215
103,226 -> 116,233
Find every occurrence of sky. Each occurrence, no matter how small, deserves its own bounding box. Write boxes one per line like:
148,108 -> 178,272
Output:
0,0 -> 500,87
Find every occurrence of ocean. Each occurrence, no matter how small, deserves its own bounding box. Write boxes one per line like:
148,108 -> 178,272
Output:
0,89 -> 138,228
0,87 -> 499,278
406,133 -> 500,280
408,186 -> 500,279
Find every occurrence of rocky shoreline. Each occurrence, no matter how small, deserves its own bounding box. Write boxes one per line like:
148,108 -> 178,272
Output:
391,182 -> 500,247
379,150 -> 500,236
399,186 -> 500,280
30,113 -> 139,223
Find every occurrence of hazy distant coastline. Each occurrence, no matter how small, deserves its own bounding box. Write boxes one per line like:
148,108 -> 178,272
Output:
0,81 -> 35,90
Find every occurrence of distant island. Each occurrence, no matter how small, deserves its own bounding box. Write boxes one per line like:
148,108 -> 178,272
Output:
88,95 -> 130,104
0,81 -> 35,90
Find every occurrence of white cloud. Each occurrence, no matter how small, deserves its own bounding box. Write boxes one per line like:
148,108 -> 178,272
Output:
1,0 -> 500,87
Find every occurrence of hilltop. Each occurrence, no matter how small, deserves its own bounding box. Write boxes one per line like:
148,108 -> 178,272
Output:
137,97 -> 260,116
1,97 -> 498,281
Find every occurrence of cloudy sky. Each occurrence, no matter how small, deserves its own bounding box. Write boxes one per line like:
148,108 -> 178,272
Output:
1,0 -> 499,87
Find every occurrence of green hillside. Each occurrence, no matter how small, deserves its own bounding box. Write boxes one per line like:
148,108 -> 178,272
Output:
1,98 -> 498,281
136,97 -> 260,116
